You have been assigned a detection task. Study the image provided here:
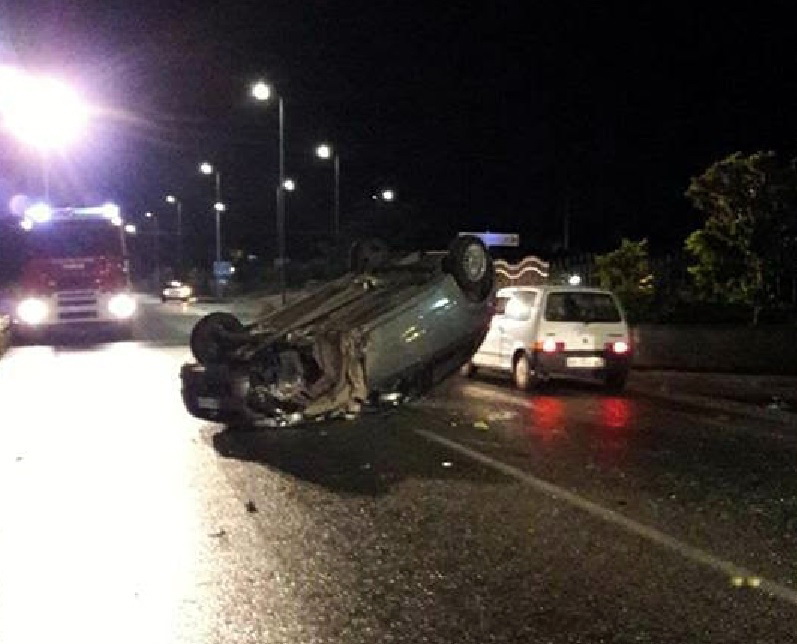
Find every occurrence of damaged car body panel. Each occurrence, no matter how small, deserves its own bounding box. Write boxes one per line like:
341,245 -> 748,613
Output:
180,235 -> 494,427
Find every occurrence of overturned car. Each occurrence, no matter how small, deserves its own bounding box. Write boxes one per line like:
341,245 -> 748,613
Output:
180,235 -> 494,427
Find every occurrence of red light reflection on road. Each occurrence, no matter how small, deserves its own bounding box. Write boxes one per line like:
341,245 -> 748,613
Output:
595,396 -> 635,468
601,396 -> 633,430
526,396 -> 566,443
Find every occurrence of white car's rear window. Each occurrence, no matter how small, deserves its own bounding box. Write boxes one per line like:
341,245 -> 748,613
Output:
544,292 -> 621,323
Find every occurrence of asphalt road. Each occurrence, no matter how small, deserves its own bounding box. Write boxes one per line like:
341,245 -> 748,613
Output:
1,298 -> 796,643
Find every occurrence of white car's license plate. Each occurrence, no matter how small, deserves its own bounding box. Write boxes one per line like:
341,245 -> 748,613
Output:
197,397 -> 221,410
566,356 -> 604,368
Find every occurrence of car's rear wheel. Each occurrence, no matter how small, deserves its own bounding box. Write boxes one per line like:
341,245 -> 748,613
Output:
446,235 -> 494,302
190,312 -> 246,364
512,352 -> 536,391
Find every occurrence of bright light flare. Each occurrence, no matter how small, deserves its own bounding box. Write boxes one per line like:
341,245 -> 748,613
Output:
381,188 -> 395,202
315,143 -> 332,159
20,219 -> 33,231
16,297 -> 48,325
108,293 -> 136,319
198,162 -> 213,175
0,67 -> 89,150
568,274 -> 582,286
282,178 -> 296,192
165,195 -> 177,204
250,80 -> 272,101
213,201 -> 226,212
124,224 -> 137,234
24,202 -> 51,223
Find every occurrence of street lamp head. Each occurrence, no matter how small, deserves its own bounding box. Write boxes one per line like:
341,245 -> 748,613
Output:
124,224 -> 137,235
250,80 -> 272,102
214,201 -> 226,212
145,211 -> 154,218
315,143 -> 333,160
282,178 -> 296,192
165,195 -> 177,204
380,188 -> 396,202
199,162 -> 213,175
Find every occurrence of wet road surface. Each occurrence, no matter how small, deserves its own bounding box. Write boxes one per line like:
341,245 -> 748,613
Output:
1,298 -> 796,643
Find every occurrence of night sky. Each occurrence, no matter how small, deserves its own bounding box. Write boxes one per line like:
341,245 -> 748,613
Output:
1,1 -> 796,261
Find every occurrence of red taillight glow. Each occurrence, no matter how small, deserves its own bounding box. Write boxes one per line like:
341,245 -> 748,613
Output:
611,341 -> 629,354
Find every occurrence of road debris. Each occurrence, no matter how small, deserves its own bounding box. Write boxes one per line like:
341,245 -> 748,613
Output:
245,500 -> 258,513
487,410 -> 517,422
209,529 -> 227,538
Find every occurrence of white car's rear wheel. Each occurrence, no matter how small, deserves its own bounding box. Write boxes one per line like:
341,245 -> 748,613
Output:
512,352 -> 535,391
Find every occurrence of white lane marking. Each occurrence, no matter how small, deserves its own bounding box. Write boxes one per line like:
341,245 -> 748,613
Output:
414,427 -> 797,607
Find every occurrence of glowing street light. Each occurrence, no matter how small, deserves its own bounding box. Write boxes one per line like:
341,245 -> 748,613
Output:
376,188 -> 396,202
250,80 -> 272,102
0,67 -> 90,200
251,78 -> 288,304
124,224 -> 137,235
282,178 -> 296,192
315,142 -> 340,241
0,68 -> 89,150
214,201 -> 226,212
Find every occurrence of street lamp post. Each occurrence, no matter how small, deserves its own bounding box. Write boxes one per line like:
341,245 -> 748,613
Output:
199,162 -> 225,297
145,211 -> 160,288
251,80 -> 287,305
315,143 -> 340,242
165,195 -> 183,273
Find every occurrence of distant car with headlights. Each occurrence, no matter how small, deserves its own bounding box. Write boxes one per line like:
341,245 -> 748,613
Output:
461,285 -> 631,392
161,280 -> 192,302
12,203 -> 137,339
180,235 -> 495,428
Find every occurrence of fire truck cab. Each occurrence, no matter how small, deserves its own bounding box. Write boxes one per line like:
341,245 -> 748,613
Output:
13,203 -> 137,337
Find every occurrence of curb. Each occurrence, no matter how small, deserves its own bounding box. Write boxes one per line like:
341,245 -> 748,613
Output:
627,378 -> 797,428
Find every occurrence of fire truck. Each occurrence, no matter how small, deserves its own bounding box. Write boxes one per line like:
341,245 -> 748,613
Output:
13,203 -> 137,336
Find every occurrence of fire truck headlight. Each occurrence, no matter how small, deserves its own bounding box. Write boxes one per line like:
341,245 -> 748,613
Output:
17,298 -> 48,326
108,293 -> 136,319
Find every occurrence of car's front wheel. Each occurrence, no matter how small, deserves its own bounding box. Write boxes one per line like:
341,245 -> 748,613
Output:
446,235 -> 494,302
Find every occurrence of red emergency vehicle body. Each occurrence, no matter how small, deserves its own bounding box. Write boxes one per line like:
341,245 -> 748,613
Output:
15,205 -> 136,330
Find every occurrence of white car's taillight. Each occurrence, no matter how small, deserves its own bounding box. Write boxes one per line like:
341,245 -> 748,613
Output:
542,337 -> 558,353
612,340 -> 629,354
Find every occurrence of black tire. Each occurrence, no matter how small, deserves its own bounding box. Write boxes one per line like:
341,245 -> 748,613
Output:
190,312 -> 245,365
349,238 -> 389,273
445,235 -> 494,302
512,352 -> 536,391
603,369 -> 628,393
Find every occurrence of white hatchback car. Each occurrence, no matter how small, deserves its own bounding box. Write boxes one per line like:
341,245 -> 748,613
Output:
462,285 -> 632,391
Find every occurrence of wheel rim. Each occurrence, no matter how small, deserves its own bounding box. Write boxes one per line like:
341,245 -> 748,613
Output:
463,243 -> 487,282
514,356 -> 529,388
